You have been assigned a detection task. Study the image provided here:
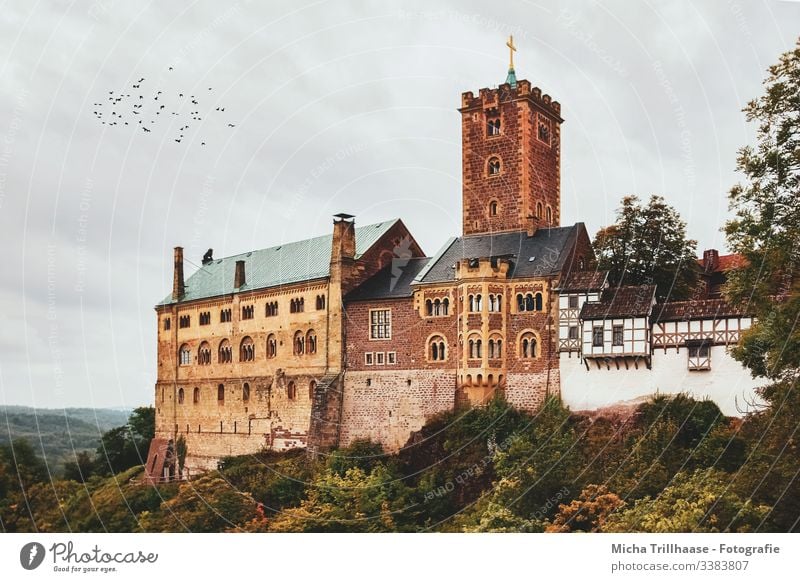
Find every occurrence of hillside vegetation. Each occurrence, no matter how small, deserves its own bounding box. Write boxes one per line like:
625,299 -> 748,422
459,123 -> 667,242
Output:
0,394 -> 792,532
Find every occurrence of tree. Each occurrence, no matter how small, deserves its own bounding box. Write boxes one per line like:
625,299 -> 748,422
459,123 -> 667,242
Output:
63,451 -> 95,483
723,38 -> 800,532
594,195 -> 698,301
546,484 -> 625,532
94,407 -> 155,476
603,469 -> 769,532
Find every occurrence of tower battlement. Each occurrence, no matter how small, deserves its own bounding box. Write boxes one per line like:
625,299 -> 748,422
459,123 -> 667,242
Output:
460,79 -> 562,119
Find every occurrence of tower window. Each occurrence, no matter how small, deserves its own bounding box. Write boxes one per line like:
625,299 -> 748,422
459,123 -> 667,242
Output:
487,117 -> 501,136
546,206 -> 552,225
536,202 -> 543,219
163,317 -> 171,331
489,200 -> 498,217
538,117 -> 552,145
487,157 -> 501,176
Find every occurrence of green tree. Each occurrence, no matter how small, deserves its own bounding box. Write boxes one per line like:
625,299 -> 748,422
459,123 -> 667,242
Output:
723,39 -> 800,532
604,469 -> 769,532
594,195 -> 698,300
63,450 -> 95,483
94,407 -> 155,476
546,484 -> 625,532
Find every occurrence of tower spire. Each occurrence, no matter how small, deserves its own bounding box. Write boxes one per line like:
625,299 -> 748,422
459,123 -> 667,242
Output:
505,35 -> 517,88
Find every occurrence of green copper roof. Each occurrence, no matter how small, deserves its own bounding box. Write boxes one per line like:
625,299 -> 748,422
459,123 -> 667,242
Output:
158,219 -> 399,306
505,67 -> 517,88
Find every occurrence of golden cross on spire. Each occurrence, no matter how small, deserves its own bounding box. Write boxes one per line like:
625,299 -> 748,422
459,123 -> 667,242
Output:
506,35 -> 517,69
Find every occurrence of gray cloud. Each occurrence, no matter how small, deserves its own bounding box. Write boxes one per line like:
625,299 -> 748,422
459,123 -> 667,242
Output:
0,0 -> 797,406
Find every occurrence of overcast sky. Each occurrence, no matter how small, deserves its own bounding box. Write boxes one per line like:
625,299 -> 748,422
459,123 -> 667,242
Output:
0,0 -> 797,408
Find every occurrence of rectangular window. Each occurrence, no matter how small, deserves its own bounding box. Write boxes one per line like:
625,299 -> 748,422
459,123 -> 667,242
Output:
365,352 -> 374,366
612,325 -> 624,346
592,326 -> 604,347
387,352 -> 396,365
369,309 -> 391,340
568,325 -> 578,340
687,344 -> 711,371
568,295 -> 579,309
376,352 -> 385,365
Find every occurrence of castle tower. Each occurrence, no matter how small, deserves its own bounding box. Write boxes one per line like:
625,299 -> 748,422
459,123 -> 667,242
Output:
460,38 -> 563,236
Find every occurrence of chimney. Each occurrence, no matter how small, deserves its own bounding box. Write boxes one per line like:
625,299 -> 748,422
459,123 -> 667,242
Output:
172,246 -> 185,301
703,249 -> 719,272
234,260 -> 246,289
331,213 -> 356,264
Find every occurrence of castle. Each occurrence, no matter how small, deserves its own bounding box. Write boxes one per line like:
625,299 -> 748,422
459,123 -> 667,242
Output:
145,49 -> 765,480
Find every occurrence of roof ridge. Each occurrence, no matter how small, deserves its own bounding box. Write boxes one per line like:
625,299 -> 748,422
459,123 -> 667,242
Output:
208,218 -> 399,263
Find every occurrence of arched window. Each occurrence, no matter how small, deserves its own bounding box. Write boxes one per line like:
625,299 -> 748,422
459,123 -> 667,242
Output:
179,344 -> 191,366
239,336 -> 254,362
468,295 -> 475,312
487,156 -> 501,176
242,382 -> 250,402
293,331 -> 305,355
535,292 -> 543,311
316,295 -> 326,310
287,381 -> 297,400
520,333 -> 538,359
433,299 -> 441,316
266,334 -> 277,359
429,335 -> 447,361
193,387 -> 200,404
217,384 -> 225,402
525,293 -> 535,312
218,339 -> 232,363
495,294 -> 502,312
489,337 -> 503,359
469,337 -> 482,359
307,330 -> 317,354
489,200 -> 498,216
442,298 -> 449,315
536,201 -> 543,219
309,380 -> 316,400
475,294 -> 483,312
198,341 -> 211,365
178,387 -> 185,404
425,299 -> 433,316
487,117 -> 501,136
546,206 -> 552,225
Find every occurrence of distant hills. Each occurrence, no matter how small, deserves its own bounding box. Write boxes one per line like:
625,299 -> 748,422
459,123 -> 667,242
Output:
0,406 -> 131,474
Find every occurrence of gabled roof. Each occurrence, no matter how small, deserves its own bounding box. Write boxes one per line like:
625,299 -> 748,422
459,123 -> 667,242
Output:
556,270 -> 608,292
158,219 -> 400,306
653,298 -> 751,322
413,225 -> 581,285
580,285 -> 657,320
346,257 -> 431,302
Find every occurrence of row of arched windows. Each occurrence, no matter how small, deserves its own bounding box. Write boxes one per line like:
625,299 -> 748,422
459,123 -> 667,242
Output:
177,379 -> 317,405
241,305 -> 254,320
179,331 -> 317,366
290,297 -> 304,313
517,292 -> 544,312
425,298 -> 450,316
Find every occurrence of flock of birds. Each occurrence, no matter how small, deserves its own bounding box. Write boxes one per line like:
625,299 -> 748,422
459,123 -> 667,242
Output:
92,67 -> 236,146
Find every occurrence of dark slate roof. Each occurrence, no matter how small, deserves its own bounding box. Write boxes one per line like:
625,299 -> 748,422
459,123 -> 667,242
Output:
580,285 -> 657,319
158,219 -> 399,306
653,299 -> 751,322
414,225 -> 580,284
346,257 -> 431,301
556,270 -> 609,292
